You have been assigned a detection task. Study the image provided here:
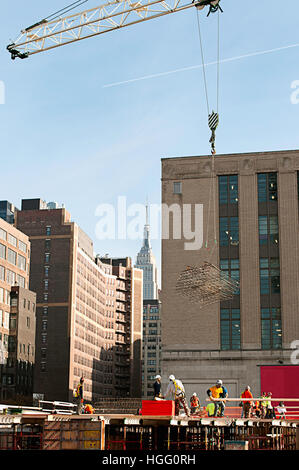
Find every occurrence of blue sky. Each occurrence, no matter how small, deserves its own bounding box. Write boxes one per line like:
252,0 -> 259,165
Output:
0,0 -> 299,285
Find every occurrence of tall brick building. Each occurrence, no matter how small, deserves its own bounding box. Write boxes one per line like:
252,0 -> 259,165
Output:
98,256 -> 143,398
15,199 -> 143,402
161,150 -> 299,401
142,298 -> 162,399
0,217 -> 36,401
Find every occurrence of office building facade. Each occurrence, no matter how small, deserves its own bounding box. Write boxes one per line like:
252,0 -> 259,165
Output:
0,217 -> 36,401
15,199 -> 142,402
161,150 -> 299,400
142,298 -> 162,399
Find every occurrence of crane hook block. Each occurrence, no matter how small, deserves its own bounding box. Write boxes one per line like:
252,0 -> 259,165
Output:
208,111 -> 219,155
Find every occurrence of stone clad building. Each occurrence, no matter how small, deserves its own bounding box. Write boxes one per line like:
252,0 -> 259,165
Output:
161,150 -> 299,401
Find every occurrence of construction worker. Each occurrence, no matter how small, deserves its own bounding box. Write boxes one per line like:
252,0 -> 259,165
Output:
276,402 -> 287,419
207,379 -> 228,417
190,393 -> 200,415
84,403 -> 94,414
74,376 -> 84,414
164,375 -> 190,417
253,400 -> 261,418
240,386 -> 253,418
206,401 -> 215,417
260,392 -> 267,419
265,392 -> 276,419
153,375 -> 162,399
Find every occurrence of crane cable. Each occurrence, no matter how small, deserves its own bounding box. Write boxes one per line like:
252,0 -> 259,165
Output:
24,1 -> 89,32
196,7 -> 221,256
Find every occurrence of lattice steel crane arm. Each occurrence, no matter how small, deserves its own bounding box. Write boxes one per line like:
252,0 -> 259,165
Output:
7,0 -> 210,59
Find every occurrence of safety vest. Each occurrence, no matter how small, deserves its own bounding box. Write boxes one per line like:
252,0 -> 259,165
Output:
84,404 -> 94,414
173,379 -> 185,397
206,402 -> 215,416
209,385 -> 223,399
74,383 -> 82,398
190,396 -> 199,407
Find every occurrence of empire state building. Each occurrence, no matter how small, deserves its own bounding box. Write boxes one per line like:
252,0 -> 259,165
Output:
135,204 -> 159,300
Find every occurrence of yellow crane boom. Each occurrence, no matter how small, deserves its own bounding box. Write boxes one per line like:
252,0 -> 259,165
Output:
7,0 -> 221,59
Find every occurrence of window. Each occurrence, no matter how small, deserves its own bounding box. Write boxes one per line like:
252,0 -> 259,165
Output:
9,316 -> 17,330
3,312 -> 9,330
0,266 -> 4,281
10,296 -> 17,307
173,182 -> 182,194
41,333 -> 47,344
260,258 -> 280,295
220,259 -> 240,294
45,239 -> 51,251
258,215 -> 279,245
7,248 -> 17,266
27,317 -> 30,328
18,254 -> 26,271
0,228 -> 7,241
258,173 -> 278,202
261,307 -> 282,350
219,175 -> 238,205
45,253 -> 50,263
44,266 -> 49,277
17,274 -> 25,288
6,269 -> 15,285
41,348 -> 47,359
44,280 -> 49,291
46,226 -> 51,236
0,243 -> 6,260
220,308 -> 241,350
219,217 -> 239,246
7,234 -> 17,247
19,240 -> 27,253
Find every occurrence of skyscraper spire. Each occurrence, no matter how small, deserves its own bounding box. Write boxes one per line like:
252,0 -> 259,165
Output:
135,198 -> 158,300
143,198 -> 151,250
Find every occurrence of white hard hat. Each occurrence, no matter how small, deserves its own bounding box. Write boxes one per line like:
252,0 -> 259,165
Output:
193,393 -> 197,396
169,375 -> 175,381
155,375 -> 161,380
216,379 -> 223,385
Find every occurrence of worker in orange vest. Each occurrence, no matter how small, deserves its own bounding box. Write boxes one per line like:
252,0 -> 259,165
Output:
240,386 -> 253,418
190,393 -> 200,415
84,403 -> 94,414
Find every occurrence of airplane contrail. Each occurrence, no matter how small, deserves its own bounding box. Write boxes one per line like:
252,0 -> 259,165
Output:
103,42 -> 299,88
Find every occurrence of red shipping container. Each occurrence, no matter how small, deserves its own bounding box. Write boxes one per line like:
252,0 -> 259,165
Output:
140,400 -> 175,416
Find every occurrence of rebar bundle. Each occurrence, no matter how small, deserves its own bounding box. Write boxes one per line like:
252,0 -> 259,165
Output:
176,262 -> 239,307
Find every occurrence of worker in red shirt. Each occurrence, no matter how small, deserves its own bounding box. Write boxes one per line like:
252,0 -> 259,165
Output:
241,386 -> 253,418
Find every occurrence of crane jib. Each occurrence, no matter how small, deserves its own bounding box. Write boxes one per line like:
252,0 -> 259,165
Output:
7,0 -> 222,60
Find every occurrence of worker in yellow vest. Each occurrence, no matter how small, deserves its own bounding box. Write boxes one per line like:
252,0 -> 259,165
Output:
73,376 -> 84,414
207,379 -> 228,417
